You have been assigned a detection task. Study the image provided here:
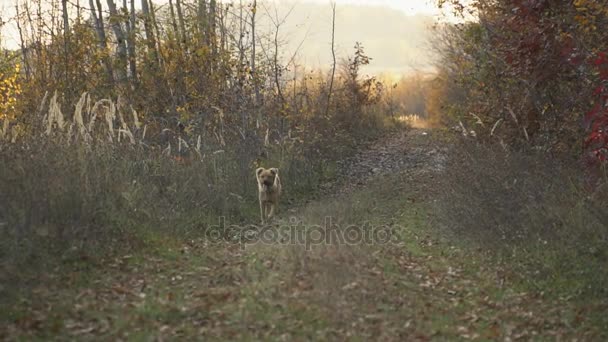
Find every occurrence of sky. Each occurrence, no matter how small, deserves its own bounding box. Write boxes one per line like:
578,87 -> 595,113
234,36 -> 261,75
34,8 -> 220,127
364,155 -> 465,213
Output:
256,0 -> 444,75
302,0 -> 440,15
0,0 -> 444,75
263,1 -> 439,75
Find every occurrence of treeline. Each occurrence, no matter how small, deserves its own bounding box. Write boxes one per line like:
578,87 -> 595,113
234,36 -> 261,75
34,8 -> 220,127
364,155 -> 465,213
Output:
431,0 -> 608,304
431,0 -> 608,164
12,0 -> 258,114
2,0 -> 391,144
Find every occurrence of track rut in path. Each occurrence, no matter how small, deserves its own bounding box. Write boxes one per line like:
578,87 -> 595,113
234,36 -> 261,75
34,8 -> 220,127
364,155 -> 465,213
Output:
320,128 -> 448,196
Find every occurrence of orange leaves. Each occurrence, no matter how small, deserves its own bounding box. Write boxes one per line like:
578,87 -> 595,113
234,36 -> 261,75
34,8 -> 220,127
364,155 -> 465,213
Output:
573,0 -> 606,32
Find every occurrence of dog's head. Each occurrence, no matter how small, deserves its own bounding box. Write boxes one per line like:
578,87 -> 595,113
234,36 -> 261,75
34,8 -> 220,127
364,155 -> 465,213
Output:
256,167 -> 279,187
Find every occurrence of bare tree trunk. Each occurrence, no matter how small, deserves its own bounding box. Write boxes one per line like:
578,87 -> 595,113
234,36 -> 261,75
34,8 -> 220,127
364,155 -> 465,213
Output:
148,0 -> 177,114
197,0 -> 208,45
148,0 -> 164,68
76,0 -> 81,22
325,2 -> 337,117
209,0 -> 217,58
89,0 -> 115,85
61,0 -> 69,35
15,2 -> 31,80
273,28 -> 285,104
219,4 -> 227,54
251,0 -> 261,125
141,0 -> 159,68
236,0 -> 246,129
92,0 -> 107,44
61,0 -> 70,100
293,64 -> 297,108
26,1 -> 46,84
106,0 -> 128,83
61,0 -> 70,38
36,0 -> 43,46
168,0 -> 181,43
49,0 -> 58,80
175,0 -> 188,49
168,0 -> 185,106
238,0 -> 244,65
125,0 -> 138,84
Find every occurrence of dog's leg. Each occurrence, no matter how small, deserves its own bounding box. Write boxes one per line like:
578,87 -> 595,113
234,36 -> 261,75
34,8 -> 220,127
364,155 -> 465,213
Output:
260,200 -> 266,224
262,203 -> 271,223
267,203 -> 276,220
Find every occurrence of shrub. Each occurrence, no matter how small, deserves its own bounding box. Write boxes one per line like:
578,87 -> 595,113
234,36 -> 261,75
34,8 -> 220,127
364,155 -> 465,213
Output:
436,138 -> 608,298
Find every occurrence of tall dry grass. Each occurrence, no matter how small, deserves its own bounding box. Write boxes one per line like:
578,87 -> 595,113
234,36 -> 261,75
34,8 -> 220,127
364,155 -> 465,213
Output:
0,77 -> 396,273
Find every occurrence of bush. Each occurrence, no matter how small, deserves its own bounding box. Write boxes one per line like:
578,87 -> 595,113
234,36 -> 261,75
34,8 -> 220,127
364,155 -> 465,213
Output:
435,138 -> 608,298
0,67 -> 394,270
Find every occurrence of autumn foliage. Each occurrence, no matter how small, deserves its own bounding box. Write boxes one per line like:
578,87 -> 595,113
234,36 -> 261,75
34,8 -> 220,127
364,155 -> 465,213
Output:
432,0 -> 608,183
0,63 -> 21,121
0,0 -> 398,267
584,51 -> 608,169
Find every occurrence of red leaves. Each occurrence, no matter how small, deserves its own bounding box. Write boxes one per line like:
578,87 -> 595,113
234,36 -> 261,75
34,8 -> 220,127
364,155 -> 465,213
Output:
583,51 -> 608,178
593,52 -> 607,66
497,1 -> 566,78
592,86 -> 605,96
583,103 -> 602,129
595,52 -> 608,82
583,129 -> 608,151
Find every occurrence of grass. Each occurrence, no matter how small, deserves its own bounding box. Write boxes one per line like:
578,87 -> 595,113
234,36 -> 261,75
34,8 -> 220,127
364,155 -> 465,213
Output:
2,128 -> 608,340
433,137 -> 608,303
0,96 -> 374,316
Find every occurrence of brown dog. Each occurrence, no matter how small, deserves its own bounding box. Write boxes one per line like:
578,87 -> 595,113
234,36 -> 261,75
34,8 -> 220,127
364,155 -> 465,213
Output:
256,167 -> 281,223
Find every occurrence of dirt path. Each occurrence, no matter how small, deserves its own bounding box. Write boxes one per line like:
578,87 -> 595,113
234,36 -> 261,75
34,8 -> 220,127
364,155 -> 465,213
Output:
2,128 -> 601,340
320,128 -> 447,196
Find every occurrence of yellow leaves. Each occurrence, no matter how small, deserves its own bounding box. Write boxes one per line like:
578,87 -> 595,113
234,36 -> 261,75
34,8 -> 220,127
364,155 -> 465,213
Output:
573,0 -> 604,32
195,46 -> 210,58
0,63 -> 22,122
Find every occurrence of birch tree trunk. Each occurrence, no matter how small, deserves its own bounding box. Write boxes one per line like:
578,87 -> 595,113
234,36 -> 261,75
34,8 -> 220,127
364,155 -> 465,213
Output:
125,0 -> 137,84
141,0 -> 159,69
175,0 -> 188,49
106,0 -> 128,83
89,0 -> 115,85
209,0 -> 217,59
197,0 -> 208,46
168,0 -> 181,44
148,0 -> 164,68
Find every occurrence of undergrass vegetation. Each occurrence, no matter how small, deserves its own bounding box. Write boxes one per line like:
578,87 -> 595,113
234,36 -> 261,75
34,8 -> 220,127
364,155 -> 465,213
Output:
0,83 -> 398,324
430,136 -> 608,336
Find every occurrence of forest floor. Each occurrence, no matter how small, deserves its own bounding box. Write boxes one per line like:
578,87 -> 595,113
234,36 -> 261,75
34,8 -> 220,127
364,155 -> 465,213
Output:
1,128 -> 605,341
